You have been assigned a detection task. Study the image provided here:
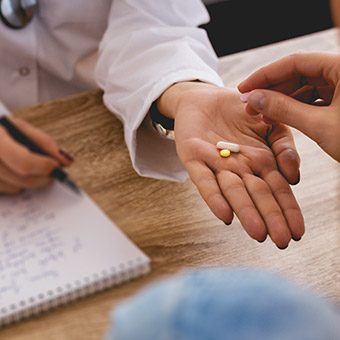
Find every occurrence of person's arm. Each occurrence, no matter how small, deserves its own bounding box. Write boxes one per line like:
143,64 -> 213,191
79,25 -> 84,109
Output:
158,82 -> 304,248
96,0 -> 304,248
238,52 -> 340,162
95,0 -> 223,182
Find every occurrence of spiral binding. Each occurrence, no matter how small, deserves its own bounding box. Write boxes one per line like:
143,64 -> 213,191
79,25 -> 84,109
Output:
0,257 -> 150,327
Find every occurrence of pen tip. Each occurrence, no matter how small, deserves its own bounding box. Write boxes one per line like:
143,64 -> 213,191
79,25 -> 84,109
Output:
64,178 -> 81,195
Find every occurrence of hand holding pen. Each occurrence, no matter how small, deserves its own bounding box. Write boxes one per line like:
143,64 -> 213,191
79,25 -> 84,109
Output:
0,116 -> 78,194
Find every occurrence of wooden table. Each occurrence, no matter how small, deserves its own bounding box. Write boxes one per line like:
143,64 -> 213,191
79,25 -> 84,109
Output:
1,29 -> 339,340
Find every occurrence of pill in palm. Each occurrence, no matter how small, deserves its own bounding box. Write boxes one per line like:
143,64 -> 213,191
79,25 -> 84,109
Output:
216,141 -> 240,152
220,149 -> 231,158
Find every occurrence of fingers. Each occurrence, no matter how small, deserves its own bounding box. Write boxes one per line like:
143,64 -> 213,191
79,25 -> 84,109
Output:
0,126 -> 60,193
291,85 -> 319,104
263,170 -> 305,241
242,174 -> 292,248
291,84 -> 334,105
266,76 -> 305,96
243,89 -> 324,145
217,170 -> 300,248
238,52 -> 340,92
217,171 -> 267,242
186,160 -> 234,224
267,124 -> 300,185
181,139 -> 302,248
9,117 -> 73,166
0,179 -> 22,194
0,126 -> 59,177
180,139 -> 234,224
0,160 -> 52,190
214,150 -> 303,248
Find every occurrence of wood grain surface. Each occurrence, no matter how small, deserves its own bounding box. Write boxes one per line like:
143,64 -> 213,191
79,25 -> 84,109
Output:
1,29 -> 339,340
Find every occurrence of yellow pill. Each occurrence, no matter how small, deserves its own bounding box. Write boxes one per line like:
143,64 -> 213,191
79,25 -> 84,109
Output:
220,149 -> 231,158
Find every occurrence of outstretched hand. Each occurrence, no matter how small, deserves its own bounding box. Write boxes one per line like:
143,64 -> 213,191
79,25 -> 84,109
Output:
158,82 -> 304,249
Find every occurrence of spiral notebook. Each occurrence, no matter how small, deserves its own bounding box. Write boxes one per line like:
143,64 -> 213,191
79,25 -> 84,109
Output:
0,182 -> 150,327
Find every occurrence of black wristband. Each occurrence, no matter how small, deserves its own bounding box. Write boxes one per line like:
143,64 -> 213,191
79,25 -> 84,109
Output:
149,101 -> 174,130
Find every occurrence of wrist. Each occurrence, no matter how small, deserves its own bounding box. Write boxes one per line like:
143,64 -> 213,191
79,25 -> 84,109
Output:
156,81 -> 218,120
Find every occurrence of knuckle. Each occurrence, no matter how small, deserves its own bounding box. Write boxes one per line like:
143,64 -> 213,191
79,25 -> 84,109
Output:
274,187 -> 292,198
288,52 -> 302,61
195,175 -> 213,189
268,95 -> 289,119
266,210 -> 285,221
286,52 -> 304,67
245,175 -> 269,193
224,179 -> 243,193
43,134 -> 58,148
205,191 -> 221,207
249,150 -> 275,172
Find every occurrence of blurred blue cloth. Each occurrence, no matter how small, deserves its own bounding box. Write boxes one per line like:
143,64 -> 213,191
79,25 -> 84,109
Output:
106,267 -> 340,340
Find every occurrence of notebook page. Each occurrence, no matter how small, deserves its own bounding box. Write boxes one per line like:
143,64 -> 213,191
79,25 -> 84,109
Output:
0,182 -> 150,319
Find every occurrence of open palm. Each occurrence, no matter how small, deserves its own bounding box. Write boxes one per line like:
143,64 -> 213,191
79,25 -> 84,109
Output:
172,84 -> 304,249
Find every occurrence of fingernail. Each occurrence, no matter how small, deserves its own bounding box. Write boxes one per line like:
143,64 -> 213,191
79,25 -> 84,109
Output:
224,221 -> 231,226
292,236 -> 301,242
240,92 -> 251,103
277,244 -> 288,250
248,91 -> 266,111
290,170 -> 300,186
257,238 -> 266,243
59,149 -> 74,162
296,170 -> 301,183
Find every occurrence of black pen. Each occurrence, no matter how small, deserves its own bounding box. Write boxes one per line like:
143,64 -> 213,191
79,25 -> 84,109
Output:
0,116 -> 80,194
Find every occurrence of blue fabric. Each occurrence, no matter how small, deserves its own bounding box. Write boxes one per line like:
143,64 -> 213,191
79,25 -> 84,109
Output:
106,267 -> 340,340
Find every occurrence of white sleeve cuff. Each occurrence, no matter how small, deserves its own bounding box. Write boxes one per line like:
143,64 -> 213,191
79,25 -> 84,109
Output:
134,116 -> 186,182
116,69 -> 224,182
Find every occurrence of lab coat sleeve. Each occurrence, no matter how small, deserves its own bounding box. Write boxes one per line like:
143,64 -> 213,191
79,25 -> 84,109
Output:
95,0 -> 224,181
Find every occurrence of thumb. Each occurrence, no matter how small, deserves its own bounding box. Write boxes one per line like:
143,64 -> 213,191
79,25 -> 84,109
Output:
245,90 -> 322,142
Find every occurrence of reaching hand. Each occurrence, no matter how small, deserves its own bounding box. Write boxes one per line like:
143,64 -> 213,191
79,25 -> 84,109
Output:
0,116 -> 73,194
238,52 -> 340,162
158,82 -> 304,249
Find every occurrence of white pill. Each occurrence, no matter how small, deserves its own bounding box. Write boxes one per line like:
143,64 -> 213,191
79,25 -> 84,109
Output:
216,141 -> 240,152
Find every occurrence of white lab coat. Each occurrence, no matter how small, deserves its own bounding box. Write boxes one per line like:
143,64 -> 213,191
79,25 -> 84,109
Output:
0,0 -> 224,181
